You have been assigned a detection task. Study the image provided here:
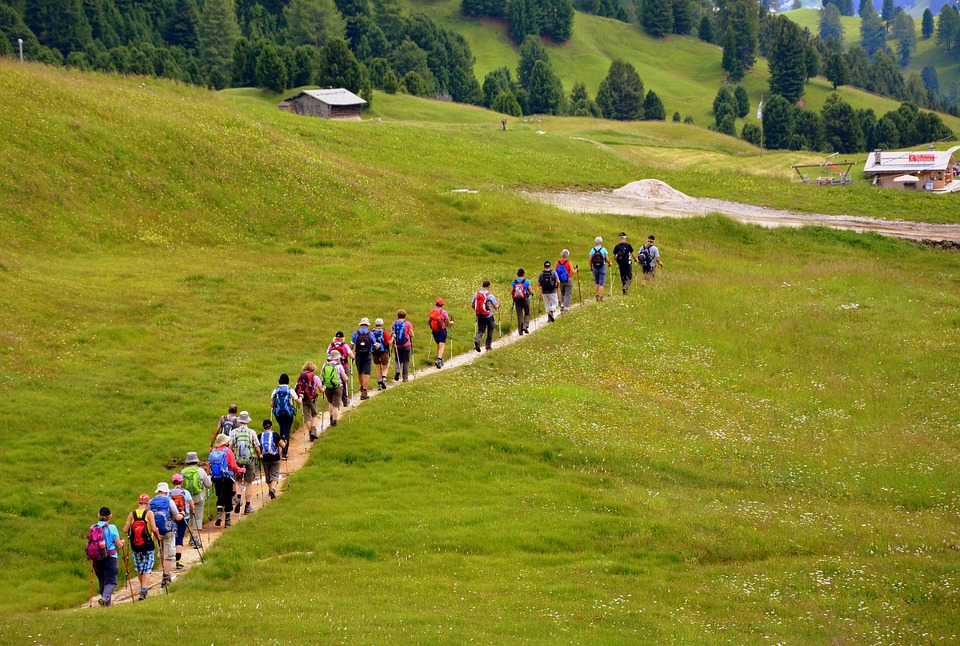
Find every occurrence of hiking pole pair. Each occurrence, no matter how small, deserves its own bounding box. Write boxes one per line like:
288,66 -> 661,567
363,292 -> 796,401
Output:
120,546 -> 137,603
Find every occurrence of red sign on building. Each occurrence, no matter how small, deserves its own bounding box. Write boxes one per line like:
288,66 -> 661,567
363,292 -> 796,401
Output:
908,154 -> 936,163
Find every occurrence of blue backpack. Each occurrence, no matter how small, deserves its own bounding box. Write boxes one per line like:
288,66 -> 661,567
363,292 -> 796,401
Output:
371,328 -> 387,352
392,320 -> 408,346
260,431 -> 279,458
208,447 -> 229,479
150,496 -> 172,535
556,262 -> 569,282
272,384 -> 296,417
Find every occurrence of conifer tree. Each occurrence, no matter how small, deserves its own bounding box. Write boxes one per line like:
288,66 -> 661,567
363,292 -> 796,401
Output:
891,11 -> 915,66
698,16 -> 714,42
596,59 -> 644,120
921,8 -> 933,39
768,14 -> 806,102
641,0 -> 674,37
761,93 -> 794,149
525,59 -> 565,114
734,84 -> 749,117
491,90 -> 522,115
319,38 -> 363,91
643,89 -> 665,120
284,0 -> 346,48
198,0 -> 240,79
859,1 -> 885,56
517,35 -> 549,89
254,43 -> 288,91
721,27 -> 745,81
825,52 -> 849,89
818,3 -> 844,44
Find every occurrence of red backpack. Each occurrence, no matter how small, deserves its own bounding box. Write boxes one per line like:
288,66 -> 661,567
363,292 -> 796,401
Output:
428,308 -> 446,332
296,370 -> 317,399
474,291 -> 489,316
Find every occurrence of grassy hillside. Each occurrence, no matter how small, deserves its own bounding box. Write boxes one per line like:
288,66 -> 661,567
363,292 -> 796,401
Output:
1,61 -> 960,642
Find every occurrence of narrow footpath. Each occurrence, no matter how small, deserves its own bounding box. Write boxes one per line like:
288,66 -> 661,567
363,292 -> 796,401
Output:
85,292 -> 595,607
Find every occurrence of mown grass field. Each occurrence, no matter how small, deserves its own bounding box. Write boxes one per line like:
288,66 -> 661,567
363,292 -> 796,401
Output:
1,60 -> 959,642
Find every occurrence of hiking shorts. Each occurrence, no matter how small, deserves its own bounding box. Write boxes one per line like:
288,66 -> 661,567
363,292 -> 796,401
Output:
355,353 -> 372,375
324,386 -> 343,408
591,265 -> 606,286
302,397 -> 318,423
238,463 -> 255,484
263,460 -> 281,484
159,532 -> 176,561
133,550 -> 155,574
373,351 -> 389,367
431,329 -> 447,344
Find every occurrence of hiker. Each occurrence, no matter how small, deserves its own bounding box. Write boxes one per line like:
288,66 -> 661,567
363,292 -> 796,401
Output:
327,332 -> 355,406
391,310 -> 414,382
296,362 -> 322,441
639,235 -> 664,278
230,411 -> 262,516
208,434 -> 245,528
613,232 -> 639,295
556,250 -> 576,310
588,236 -> 612,301
320,350 -> 349,427
150,482 -> 184,590
472,280 -> 499,352
501,117 -> 507,131
371,318 -> 391,391
122,494 -> 160,600
168,474 -> 194,570
260,419 -> 286,499
209,404 -> 238,450
351,318 -> 375,398
511,269 -> 531,335
271,374 -> 300,459
428,299 -> 452,368
180,452 -> 212,540
537,261 -> 561,323
89,506 -> 124,606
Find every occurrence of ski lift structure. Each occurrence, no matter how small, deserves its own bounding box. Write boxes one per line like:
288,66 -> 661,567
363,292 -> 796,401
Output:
790,153 -> 856,186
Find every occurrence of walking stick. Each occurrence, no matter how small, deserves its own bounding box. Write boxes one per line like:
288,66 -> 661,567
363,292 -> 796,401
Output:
411,340 -> 417,378
89,561 -> 95,607
497,305 -> 502,341
121,547 -> 137,603
575,265 -> 582,305
186,527 -> 205,564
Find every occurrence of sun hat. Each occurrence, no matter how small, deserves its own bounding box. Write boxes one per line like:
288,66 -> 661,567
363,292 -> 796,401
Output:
185,451 -> 200,465
215,433 -> 230,447
156,482 -> 170,494
360,317 -> 370,326
138,494 -> 150,504
375,318 -> 384,326
171,474 -> 184,484
330,350 -> 342,361
237,411 -> 252,424
435,298 -> 444,306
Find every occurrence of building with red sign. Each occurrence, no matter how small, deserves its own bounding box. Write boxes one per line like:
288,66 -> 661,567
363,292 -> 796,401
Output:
863,146 -> 960,192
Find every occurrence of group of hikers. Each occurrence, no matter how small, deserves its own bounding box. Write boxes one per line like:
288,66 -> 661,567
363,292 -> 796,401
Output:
85,232 -> 663,607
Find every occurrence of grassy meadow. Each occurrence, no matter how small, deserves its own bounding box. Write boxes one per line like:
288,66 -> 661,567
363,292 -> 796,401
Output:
1,60 -> 960,642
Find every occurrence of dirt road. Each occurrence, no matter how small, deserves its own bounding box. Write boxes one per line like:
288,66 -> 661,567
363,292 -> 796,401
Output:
524,180 -> 960,244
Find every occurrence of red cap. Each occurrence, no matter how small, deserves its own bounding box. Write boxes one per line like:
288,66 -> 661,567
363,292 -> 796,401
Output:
436,298 -> 444,306
138,494 -> 150,504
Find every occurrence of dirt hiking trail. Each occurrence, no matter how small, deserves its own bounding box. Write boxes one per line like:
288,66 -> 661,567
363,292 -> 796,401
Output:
525,179 -> 960,244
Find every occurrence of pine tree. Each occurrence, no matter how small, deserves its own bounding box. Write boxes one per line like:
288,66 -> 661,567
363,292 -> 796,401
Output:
713,85 -> 738,127
768,15 -> 806,102
822,93 -> 864,153
402,70 -> 429,96
293,45 -> 321,85
698,15 -> 713,43
762,93 -> 794,149
921,8 -> 933,39
165,0 -> 199,50
491,90 -> 522,115
526,59 -> 565,114
284,0 -> 346,48
728,0 -> 758,71
818,3 -> 844,44
859,1 -> 885,56
741,122 -> 761,145
734,84 -> 749,117
382,69 -> 399,93
721,27 -> 745,81
880,0 -> 895,29
198,0 -> 240,79
936,6 -> 960,56
824,52 -> 849,89
671,0 -> 692,35
517,35 -> 549,89
508,0 -> 537,43
319,37 -> 364,91
254,43 -> 288,92
24,0 -> 93,55
921,65 -> 939,94
643,89 -> 665,120
569,81 -> 599,116
891,11 -> 916,66
641,0 -> 674,37
483,67 -> 519,106
596,59 -> 644,120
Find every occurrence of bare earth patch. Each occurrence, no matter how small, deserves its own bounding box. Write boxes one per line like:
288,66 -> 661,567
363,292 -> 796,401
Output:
525,180 -> 960,244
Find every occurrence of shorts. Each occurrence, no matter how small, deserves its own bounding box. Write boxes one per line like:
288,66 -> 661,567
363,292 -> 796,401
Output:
263,460 -> 281,483
133,549 -> 155,574
159,531 -> 176,560
355,353 -> 372,375
302,397 -> 318,423
591,265 -> 606,286
431,329 -> 447,344
324,386 -> 342,407
373,352 -> 389,367
238,463 -> 256,483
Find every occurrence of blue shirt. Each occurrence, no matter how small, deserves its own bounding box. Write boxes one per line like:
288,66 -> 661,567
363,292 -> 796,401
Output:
511,278 -> 531,301
589,246 -> 608,260
351,326 -> 370,345
96,521 -> 121,559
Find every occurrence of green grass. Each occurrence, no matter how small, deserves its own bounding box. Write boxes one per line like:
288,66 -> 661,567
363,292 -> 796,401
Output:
1,60 -> 960,642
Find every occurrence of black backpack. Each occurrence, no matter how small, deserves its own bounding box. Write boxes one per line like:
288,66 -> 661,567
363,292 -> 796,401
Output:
615,244 -> 630,263
638,246 -> 653,269
354,330 -> 372,355
590,247 -> 605,268
538,270 -> 557,290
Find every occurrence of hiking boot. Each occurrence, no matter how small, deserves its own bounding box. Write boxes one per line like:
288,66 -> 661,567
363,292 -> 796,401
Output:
224,514 -> 232,527
360,390 -> 369,400
547,312 -> 555,322
233,494 -> 241,506
190,537 -> 200,549
269,488 -> 276,499
215,507 -> 223,527
98,597 -> 105,606
139,588 -> 148,601
436,358 -> 443,369
378,380 -> 386,390
244,503 -> 254,514
309,432 -> 317,441
394,371 -> 400,382
233,502 -> 241,514
331,419 -> 337,427
176,559 -> 184,570
161,573 -> 171,588
474,341 -> 481,352
622,289 -> 627,295
485,346 -> 492,351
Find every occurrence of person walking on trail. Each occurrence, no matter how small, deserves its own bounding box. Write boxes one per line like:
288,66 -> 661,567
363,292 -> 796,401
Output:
639,235 -> 664,278
168,475 -> 193,570
259,419 -> 285,499
271,374 -> 300,458
511,269 -> 531,336
320,351 -> 349,427
391,310 -> 414,382
428,299 -> 452,368
229,411 -> 262,516
89,506 -> 124,606
180,452 -> 212,542
371,318 -> 391,391
209,404 -> 238,450
208,434 -> 245,528
588,236 -> 612,301
296,362 -> 322,441
472,281 -> 499,352
352,318 -> 375,398
613,232 -> 639,295
122,494 -> 160,600
328,332 -> 355,406
537,261 -> 561,322
556,250 -> 576,310
149,482 -> 184,590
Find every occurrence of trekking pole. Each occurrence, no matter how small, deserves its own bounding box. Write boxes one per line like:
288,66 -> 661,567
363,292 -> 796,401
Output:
411,340 -> 416,379
121,546 -> 137,603
186,527 -> 205,564
575,265 -> 582,306
89,561 -> 94,607
497,306 -> 502,341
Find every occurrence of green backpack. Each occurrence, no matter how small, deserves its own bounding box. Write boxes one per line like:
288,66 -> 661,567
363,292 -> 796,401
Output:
321,362 -> 341,389
181,466 -> 203,495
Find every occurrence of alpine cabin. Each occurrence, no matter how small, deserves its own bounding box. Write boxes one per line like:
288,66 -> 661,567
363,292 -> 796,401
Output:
278,89 -> 366,120
863,146 -> 960,193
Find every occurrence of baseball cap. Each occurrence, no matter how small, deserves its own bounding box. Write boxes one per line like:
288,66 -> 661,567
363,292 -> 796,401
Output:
171,474 -> 184,484
138,494 -> 150,504
335,331 -> 344,338
435,298 -> 444,306
99,506 -> 111,517
619,232 -> 627,237
375,318 -> 384,326
543,260 -> 551,267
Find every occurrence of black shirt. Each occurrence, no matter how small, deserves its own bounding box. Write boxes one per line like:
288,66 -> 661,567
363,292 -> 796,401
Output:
613,242 -> 634,265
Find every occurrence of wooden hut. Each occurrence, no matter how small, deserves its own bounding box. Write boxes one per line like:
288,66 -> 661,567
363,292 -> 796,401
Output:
278,89 -> 366,120
863,146 -> 960,192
